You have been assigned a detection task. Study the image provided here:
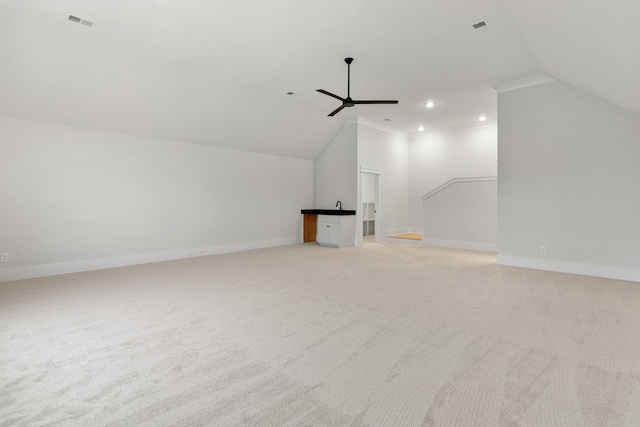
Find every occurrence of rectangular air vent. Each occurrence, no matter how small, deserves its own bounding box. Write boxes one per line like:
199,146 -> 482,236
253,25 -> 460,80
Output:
68,14 -> 94,28
472,20 -> 491,32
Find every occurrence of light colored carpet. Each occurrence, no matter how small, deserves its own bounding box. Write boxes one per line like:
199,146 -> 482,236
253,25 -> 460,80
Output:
2,242 -> 640,426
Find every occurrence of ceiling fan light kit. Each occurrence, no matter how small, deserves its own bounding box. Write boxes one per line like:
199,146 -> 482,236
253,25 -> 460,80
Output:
317,57 -> 398,117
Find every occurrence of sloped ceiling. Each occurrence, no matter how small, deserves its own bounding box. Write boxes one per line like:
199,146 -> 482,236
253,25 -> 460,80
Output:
0,0 -> 636,160
505,0 -> 640,115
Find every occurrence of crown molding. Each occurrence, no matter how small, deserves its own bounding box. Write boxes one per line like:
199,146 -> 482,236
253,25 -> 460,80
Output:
354,117 -> 409,138
491,74 -> 555,93
409,120 -> 497,139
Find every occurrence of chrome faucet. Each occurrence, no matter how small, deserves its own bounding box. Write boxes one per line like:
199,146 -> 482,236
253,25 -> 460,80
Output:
336,200 -> 342,212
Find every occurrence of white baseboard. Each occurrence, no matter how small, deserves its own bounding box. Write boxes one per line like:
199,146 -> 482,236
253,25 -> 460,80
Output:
422,238 -> 497,253
497,255 -> 640,283
0,237 -> 299,283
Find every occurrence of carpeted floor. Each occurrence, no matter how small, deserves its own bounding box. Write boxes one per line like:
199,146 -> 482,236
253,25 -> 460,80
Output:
2,241 -> 640,426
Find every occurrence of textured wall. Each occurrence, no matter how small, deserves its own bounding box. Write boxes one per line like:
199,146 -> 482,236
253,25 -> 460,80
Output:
314,123 -> 358,211
421,179 -> 497,251
0,116 -> 314,280
409,125 -> 497,229
357,123 -> 409,237
498,81 -> 640,281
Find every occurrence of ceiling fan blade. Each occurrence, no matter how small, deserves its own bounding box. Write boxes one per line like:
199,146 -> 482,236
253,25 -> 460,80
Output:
319,58 -> 399,116
352,100 -> 399,104
328,104 -> 346,117
317,89 -> 345,102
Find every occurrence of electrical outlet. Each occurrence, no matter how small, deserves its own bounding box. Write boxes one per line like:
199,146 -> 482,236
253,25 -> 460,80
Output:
186,251 -> 194,257
277,229 -> 281,236
0,253 -> 8,262
199,250 -> 205,255
540,246 -> 546,255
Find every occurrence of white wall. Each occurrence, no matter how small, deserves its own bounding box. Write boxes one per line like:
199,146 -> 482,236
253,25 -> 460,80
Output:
409,125 -> 497,229
357,121 -> 409,240
314,122 -> 357,210
0,117 -> 314,281
421,179 -> 497,252
498,81 -> 640,282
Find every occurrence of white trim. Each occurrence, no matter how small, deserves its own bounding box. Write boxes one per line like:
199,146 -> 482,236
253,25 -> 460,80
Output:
420,176 -> 497,201
409,120 -> 497,139
497,255 -> 640,283
408,227 -> 424,234
491,74 -> 556,93
358,168 -> 383,243
0,237 -> 298,282
355,117 -> 409,138
360,166 -> 381,175
422,238 -> 497,253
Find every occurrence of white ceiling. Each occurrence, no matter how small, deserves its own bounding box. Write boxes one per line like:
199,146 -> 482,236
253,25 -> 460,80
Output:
505,0 -> 640,115
0,0 -> 637,160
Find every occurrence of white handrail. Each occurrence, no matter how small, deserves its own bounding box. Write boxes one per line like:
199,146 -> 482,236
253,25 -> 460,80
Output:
420,176 -> 497,201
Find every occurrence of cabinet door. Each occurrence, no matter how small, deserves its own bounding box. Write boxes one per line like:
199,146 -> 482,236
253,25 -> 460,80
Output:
317,222 -> 340,246
317,222 -> 330,244
327,223 -> 340,245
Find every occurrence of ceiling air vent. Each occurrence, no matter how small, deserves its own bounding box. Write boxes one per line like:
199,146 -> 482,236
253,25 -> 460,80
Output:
68,14 -> 94,28
472,20 -> 491,32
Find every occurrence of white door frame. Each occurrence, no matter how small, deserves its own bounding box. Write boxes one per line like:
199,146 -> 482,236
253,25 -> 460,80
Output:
359,167 -> 382,244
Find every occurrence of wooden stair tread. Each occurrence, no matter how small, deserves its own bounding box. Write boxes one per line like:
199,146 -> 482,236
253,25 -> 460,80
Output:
389,233 -> 422,240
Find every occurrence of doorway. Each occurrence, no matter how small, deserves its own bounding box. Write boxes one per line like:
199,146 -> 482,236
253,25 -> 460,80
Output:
360,168 -> 381,244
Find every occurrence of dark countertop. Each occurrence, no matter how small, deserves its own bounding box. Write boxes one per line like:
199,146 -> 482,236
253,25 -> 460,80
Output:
301,209 -> 356,216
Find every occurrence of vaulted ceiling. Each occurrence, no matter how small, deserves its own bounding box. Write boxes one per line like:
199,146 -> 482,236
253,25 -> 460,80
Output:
1,1 -> 638,160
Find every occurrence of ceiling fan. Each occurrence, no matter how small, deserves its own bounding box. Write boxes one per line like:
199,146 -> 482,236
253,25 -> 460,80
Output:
317,57 -> 398,117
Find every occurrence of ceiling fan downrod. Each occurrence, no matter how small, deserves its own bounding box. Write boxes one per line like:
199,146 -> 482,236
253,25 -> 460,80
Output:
316,57 -> 398,117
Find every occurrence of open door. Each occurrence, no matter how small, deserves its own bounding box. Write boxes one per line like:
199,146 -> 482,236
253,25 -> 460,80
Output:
360,168 -> 381,243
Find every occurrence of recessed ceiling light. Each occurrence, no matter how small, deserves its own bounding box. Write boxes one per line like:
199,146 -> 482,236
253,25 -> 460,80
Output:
425,101 -> 434,108
384,118 -> 392,122
286,92 -> 294,95
418,126 -> 425,131
479,116 -> 486,122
